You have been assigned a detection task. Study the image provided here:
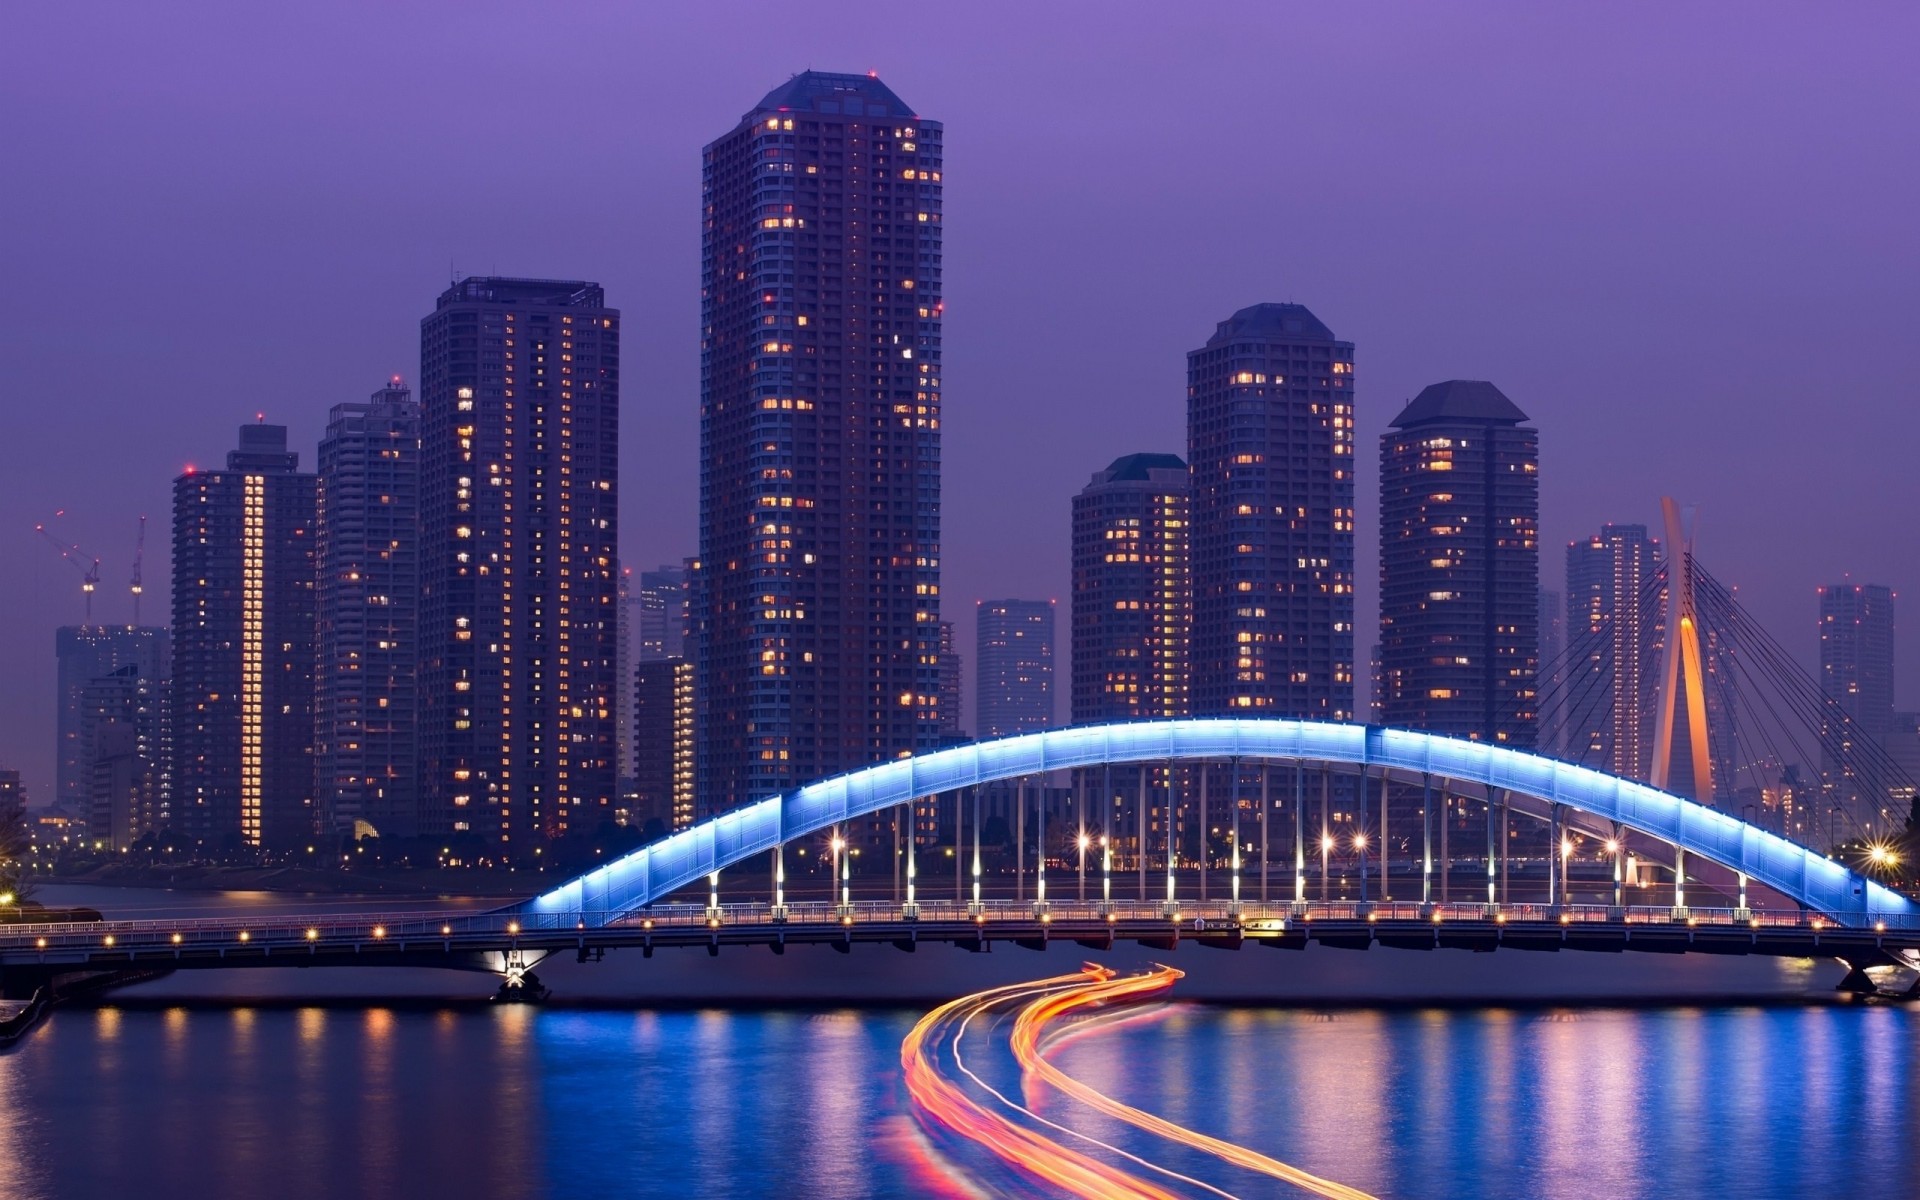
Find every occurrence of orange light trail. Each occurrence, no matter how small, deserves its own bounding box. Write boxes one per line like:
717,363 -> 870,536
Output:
1010,971 -> 1379,1200
901,968 -> 1183,1200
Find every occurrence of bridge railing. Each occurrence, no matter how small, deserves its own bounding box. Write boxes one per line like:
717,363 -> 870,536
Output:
0,898 -> 1900,956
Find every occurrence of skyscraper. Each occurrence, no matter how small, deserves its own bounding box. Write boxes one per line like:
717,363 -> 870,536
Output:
1377,381 -> 1539,744
418,278 -> 621,850
316,378 -> 421,840
54,625 -> 168,810
1187,304 -> 1356,719
1565,525 -> 1661,781
975,600 -> 1055,738
1071,453 -> 1191,725
1818,582 -> 1896,829
171,423 -> 318,848
697,72 -> 943,813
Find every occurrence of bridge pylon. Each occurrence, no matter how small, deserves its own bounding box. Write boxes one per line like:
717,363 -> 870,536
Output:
1651,496 -> 1715,806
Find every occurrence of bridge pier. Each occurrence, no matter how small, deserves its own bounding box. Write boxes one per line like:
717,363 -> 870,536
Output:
491,948 -> 550,1003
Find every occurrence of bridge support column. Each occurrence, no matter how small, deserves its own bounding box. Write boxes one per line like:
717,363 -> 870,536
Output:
1378,768 -> 1390,904
1229,757 -> 1243,916
1420,773 -> 1434,915
904,800 -> 919,920
1034,775 -> 1049,917
707,871 -> 722,923
1137,767 -> 1148,902
1198,761 -> 1209,904
493,948 -> 551,1003
1484,788 -> 1499,918
1671,846 -> 1689,920
772,845 -> 788,923
1292,762 -> 1309,916
1260,762 -> 1271,906
970,789 -> 983,916
1734,871 -> 1750,922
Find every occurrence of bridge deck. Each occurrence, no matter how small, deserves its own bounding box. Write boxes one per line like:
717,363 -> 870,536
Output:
0,900 -> 1911,974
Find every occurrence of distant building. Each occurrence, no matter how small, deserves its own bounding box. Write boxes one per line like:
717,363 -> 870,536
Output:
80,665 -> 169,850
1377,381 -> 1539,745
1818,582 -> 1896,831
936,621 -> 964,739
697,72 -> 944,820
636,566 -> 689,662
1368,646 -> 1385,725
1536,590 -> 1564,756
976,600 -> 1056,737
418,278 -> 621,850
171,423 -> 318,848
54,625 -> 168,809
316,378 -> 421,840
1187,303 -> 1356,720
634,659 -> 695,833
1565,525 -> 1661,782
1071,453 -> 1190,726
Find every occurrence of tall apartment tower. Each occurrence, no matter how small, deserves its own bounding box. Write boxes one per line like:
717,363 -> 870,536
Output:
697,72 -> 944,812
1565,525 -> 1662,781
418,278 -> 621,849
936,620 -> 963,739
54,625 -> 168,810
1071,453 -> 1191,725
1188,304 -> 1356,719
975,600 -> 1055,738
316,378 -> 421,840
1377,381 -> 1539,745
171,423 -> 318,848
633,658 -> 696,833
1818,582 -> 1896,828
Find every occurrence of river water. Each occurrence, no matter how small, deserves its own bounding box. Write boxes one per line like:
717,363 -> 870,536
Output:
2,886 -> 1914,1199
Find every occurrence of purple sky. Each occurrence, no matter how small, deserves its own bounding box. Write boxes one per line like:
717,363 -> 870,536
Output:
4,4 -> 1917,800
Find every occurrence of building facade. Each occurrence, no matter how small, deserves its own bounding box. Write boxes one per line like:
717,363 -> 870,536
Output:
316,378 -> 421,840
697,72 -> 944,814
171,424 -> 318,848
1071,453 -> 1190,726
1564,525 -> 1662,782
975,599 -> 1055,738
1537,589 -> 1564,755
418,278 -> 621,850
54,625 -> 168,810
1818,582 -> 1896,830
636,565 -> 689,662
1187,303 -> 1356,719
1377,381 -> 1539,744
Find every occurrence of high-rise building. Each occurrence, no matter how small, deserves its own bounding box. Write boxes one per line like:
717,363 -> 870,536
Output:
80,664 -> 169,850
936,620 -> 963,739
1537,589 -> 1564,755
975,600 -> 1055,737
171,423 -> 318,848
696,72 -> 944,814
1565,525 -> 1661,781
316,378 -> 421,840
633,658 -> 696,833
1187,304 -> 1356,719
54,625 -> 168,810
636,565 -> 689,662
418,278 -> 621,850
1818,582 -> 1896,829
1377,381 -> 1539,745
1071,453 -> 1190,725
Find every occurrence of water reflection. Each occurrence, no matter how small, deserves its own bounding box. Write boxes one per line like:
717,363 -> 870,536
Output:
1,999 -> 1915,1198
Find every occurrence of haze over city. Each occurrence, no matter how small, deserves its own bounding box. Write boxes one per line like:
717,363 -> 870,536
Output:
4,3 -> 1915,799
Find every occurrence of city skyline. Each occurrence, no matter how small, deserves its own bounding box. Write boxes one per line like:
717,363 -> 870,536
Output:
5,6 -> 1919,799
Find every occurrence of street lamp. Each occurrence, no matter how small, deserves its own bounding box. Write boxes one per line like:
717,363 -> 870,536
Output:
1077,831 -> 1090,904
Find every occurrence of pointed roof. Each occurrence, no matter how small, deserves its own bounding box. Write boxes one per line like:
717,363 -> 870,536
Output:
1209,303 -> 1338,344
752,71 -> 917,120
1390,380 -> 1530,429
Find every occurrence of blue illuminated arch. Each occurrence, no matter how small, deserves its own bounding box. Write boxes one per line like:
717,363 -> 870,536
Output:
514,720 -> 1915,929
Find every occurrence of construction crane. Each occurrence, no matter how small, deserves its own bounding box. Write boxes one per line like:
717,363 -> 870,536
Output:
130,514 -> 148,625
34,512 -> 102,623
